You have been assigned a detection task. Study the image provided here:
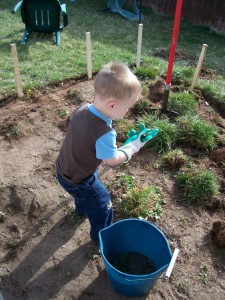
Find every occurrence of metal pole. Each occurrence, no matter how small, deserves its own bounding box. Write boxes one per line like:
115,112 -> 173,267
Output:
162,0 -> 183,113
162,84 -> 171,113
139,0 -> 142,24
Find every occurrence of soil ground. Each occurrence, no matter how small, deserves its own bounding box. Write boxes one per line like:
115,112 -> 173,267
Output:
0,78 -> 225,300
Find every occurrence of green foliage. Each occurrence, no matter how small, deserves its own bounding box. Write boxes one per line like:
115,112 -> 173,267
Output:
1,0 -> 225,97
68,206 -> 86,223
157,149 -> 188,170
114,119 -> 135,143
197,79 -> 225,104
140,82 -> 150,95
60,109 -> 70,118
177,281 -> 187,294
114,173 -> 135,191
115,185 -> 163,220
199,264 -> 209,284
132,99 -> 151,115
10,125 -> 21,136
177,115 -> 218,150
199,271 -> 208,284
168,91 -> 198,115
176,167 -> 218,204
172,65 -> 195,83
135,66 -> 158,80
137,115 -> 179,153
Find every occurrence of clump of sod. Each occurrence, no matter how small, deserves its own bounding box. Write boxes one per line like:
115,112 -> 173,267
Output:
156,149 -> 188,171
177,115 -> 218,150
114,119 -> 135,143
132,99 -> 152,115
172,64 -> 194,84
137,115 -> 179,153
176,167 -> 219,204
135,66 -> 158,80
168,91 -> 198,115
115,185 -> 163,220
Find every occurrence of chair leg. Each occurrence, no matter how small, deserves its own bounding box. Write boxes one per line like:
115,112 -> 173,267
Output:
55,31 -> 60,46
21,29 -> 31,45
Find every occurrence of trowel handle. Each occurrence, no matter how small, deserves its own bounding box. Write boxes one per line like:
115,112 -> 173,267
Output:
165,248 -> 179,278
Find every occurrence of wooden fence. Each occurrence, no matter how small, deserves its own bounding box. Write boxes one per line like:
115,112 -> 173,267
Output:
138,0 -> 225,34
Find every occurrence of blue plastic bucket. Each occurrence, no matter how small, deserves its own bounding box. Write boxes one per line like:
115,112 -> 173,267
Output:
99,219 -> 172,297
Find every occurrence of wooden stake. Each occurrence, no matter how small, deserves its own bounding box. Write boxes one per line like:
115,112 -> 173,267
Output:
10,43 -> 23,97
86,32 -> 92,79
136,23 -> 143,68
191,44 -> 208,91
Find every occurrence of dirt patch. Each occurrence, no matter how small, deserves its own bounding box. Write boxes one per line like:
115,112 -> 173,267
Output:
0,78 -> 225,300
211,221 -> 225,248
201,91 -> 225,118
153,48 -> 197,65
210,148 -> 225,163
148,78 -> 165,103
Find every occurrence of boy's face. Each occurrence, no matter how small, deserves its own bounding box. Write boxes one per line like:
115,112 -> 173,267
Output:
108,91 -> 140,120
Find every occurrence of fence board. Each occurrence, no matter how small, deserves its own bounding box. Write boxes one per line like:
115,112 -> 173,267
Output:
138,0 -> 225,34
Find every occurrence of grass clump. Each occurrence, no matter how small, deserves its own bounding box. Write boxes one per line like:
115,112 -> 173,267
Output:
168,91 -> 198,115
1,1 -> 225,97
115,173 -> 135,191
114,119 -> 135,143
137,115 -> 179,153
135,66 -> 158,80
196,79 -> 225,104
176,167 -> 218,204
156,149 -> 188,171
172,64 -> 195,84
115,185 -> 163,220
177,115 -> 218,150
131,99 -> 152,115
60,109 -> 70,118
10,125 -> 22,137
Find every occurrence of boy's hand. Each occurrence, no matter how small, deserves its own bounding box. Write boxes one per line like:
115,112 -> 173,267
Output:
118,134 -> 147,161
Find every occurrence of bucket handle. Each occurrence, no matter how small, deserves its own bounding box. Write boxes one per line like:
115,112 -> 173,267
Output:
151,224 -> 179,279
164,248 -> 179,279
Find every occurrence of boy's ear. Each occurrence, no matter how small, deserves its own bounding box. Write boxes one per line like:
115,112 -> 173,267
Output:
107,100 -> 117,110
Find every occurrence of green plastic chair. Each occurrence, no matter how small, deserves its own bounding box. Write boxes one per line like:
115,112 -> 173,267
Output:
12,0 -> 68,46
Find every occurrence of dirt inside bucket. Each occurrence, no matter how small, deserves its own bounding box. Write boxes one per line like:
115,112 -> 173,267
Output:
112,252 -> 156,275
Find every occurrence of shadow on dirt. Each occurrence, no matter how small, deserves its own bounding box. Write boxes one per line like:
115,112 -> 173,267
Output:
1,213 -> 88,299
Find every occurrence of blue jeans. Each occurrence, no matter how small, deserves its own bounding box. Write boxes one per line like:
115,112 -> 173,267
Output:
56,170 -> 113,242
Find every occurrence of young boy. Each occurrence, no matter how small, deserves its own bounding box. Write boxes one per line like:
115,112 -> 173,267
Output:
56,62 -> 147,242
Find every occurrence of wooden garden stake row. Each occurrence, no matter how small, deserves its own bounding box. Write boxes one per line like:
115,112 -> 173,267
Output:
134,25 -> 208,95
10,34 -> 208,98
10,26 -> 143,95
85,24 -> 144,79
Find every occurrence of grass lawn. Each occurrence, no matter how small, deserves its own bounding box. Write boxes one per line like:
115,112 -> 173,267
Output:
1,0 -> 225,97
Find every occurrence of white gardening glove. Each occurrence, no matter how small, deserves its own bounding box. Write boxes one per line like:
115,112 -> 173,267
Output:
118,134 -> 147,161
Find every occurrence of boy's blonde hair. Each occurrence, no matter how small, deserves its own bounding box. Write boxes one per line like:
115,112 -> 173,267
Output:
94,62 -> 141,101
